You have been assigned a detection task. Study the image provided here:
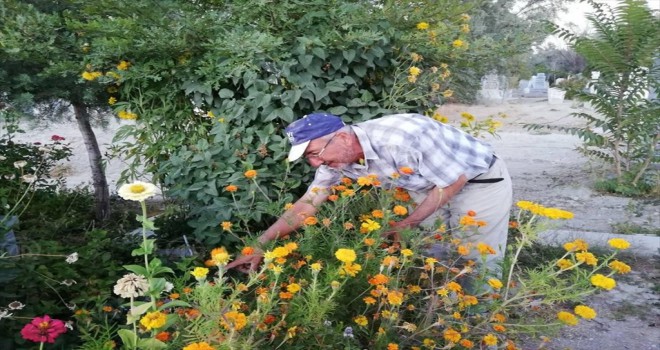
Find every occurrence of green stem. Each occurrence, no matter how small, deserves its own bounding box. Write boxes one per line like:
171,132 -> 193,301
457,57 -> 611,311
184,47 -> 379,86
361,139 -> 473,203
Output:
39,342 -> 44,350
140,201 -> 150,275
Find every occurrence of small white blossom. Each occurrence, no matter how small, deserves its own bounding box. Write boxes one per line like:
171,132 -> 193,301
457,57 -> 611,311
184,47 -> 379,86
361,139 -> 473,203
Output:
164,282 -> 174,293
7,301 -> 25,310
13,161 -> 27,169
3,174 -> 15,180
21,174 -> 37,183
65,321 -> 74,330
323,320 -> 332,327
65,252 -> 79,264
117,181 -> 158,202
0,309 -> 13,320
66,303 -> 76,311
114,273 -> 149,298
61,279 -> 77,286
0,155 -> 6,161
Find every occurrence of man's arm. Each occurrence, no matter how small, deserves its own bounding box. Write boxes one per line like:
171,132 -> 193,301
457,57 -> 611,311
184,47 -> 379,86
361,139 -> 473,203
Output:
226,189 -> 330,272
389,175 -> 467,231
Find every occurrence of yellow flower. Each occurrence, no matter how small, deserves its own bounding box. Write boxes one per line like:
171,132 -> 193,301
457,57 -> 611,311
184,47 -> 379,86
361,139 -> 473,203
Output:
118,181 -> 157,201
244,169 -> 257,179
354,315 -> 368,326
271,246 -> 290,258
310,263 -> 322,272
460,13 -> 471,21
139,311 -> 167,331
409,66 -> 421,77
400,249 -> 413,257
487,278 -> 503,289
436,288 -> 449,297
183,342 -> 215,350
81,71 -> 102,81
477,242 -> 496,255
576,251 -> 598,266
460,23 -> 470,33
411,52 -> 422,62
339,262 -> 362,277
387,343 -> 399,350
335,248 -> 357,263
357,176 -> 373,186
361,219 -> 381,232
557,311 -> 578,325
221,310 -> 247,331
433,112 -> 449,123
608,238 -> 630,250
287,283 -> 301,293
608,260 -> 631,274
556,258 -> 573,270
221,221 -> 232,231
574,305 -> 597,319
483,333 -> 498,346
452,39 -> 465,48
108,97 -> 117,105
443,328 -> 461,343
117,110 -> 138,120
442,89 -> 454,98
191,267 -> 209,279
590,274 -> 616,290
423,338 -> 436,347
446,281 -> 462,292
416,22 -> 430,30
117,60 -> 131,71
387,290 -> 404,305
212,250 -> 231,266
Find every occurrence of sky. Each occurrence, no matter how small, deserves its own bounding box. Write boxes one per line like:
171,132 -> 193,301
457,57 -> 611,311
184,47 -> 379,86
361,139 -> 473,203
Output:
544,0 -> 660,47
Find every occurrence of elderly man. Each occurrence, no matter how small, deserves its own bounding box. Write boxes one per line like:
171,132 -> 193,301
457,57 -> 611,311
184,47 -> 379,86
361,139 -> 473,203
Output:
227,112 -> 512,275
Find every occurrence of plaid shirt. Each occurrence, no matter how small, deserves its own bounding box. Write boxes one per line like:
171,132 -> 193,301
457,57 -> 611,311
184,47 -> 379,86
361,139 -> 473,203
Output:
309,113 -> 493,192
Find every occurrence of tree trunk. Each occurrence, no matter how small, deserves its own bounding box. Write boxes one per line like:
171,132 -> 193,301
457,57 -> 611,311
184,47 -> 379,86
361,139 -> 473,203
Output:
73,103 -> 110,221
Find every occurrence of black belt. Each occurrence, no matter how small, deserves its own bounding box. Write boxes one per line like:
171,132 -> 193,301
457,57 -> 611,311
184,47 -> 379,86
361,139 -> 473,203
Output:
467,156 -> 503,184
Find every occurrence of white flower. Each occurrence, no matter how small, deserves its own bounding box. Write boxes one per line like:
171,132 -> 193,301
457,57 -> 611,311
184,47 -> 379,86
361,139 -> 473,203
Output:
66,303 -> 76,311
117,181 -> 158,202
3,174 -> 15,180
21,174 -> 37,183
164,282 -> 174,293
0,155 -> 6,161
61,279 -> 77,286
7,301 -> 25,310
0,309 -> 13,320
65,321 -> 74,330
13,161 -> 27,169
343,326 -> 354,338
114,273 -> 149,298
38,147 -> 51,154
65,252 -> 79,264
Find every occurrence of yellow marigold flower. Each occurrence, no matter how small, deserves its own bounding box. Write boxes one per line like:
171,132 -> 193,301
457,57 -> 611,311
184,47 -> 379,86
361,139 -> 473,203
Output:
452,39 -> 465,48
183,342 -> 215,350
244,169 -> 257,179
139,311 -> 167,331
460,23 -> 470,33
573,239 -> 589,251
556,258 -> 573,270
459,215 -> 476,226
591,274 -> 616,290
387,344 -> 399,350
446,281 -> 462,292
457,245 -> 470,256
576,251 -> 598,266
224,184 -> 238,192
443,328 -> 461,343
608,238 -> 630,250
433,112 -> 449,123
574,305 -> 597,319
416,22 -> 430,30
483,333 -> 498,346
354,315 -> 368,326
442,89 -> 454,98
557,311 -> 578,325
400,249 -> 413,257
190,267 -> 209,279
212,251 -> 230,265
357,176 -> 373,186
409,66 -> 421,77
117,60 -> 131,70
459,339 -> 474,348
341,189 -> 355,197
540,207 -> 574,219
407,284 -> 422,293
335,248 -> 357,263
102,306 -> 113,312
361,219 -> 381,232
423,338 -> 436,347
491,313 -> 507,323
287,283 -> 301,293
221,221 -> 232,231
363,296 -> 377,305
609,260 -> 631,274
117,110 -> 138,120
108,97 -> 117,105
393,205 -> 408,216
339,262 -> 362,277
284,202 -> 294,210
477,242 -> 496,255
221,310 -> 247,331
271,246 -> 290,258
81,71 -> 103,81
310,262 -> 322,272
411,52 -> 422,62
488,278 -> 503,289
303,216 -> 318,226
387,290 -> 404,305
382,255 -> 400,267
368,273 -> 390,285
437,288 -> 449,297
452,311 -> 461,319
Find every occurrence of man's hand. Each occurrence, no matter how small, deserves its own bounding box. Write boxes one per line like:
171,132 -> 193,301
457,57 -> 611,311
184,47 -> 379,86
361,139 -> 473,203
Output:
226,248 -> 264,273
381,222 -> 405,244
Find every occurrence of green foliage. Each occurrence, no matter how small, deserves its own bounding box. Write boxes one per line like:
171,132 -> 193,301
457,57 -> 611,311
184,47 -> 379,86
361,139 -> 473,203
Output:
526,0 -> 660,188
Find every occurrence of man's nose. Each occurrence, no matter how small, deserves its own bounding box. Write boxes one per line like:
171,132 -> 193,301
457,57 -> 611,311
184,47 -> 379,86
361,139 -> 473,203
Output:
307,157 -> 324,167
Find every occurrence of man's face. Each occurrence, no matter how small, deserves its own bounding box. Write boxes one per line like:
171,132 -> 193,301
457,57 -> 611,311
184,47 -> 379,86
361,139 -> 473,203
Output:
303,132 -> 355,169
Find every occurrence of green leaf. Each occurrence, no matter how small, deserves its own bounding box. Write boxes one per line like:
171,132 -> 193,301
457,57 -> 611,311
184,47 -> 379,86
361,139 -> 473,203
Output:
218,89 -> 234,98
328,106 -> 348,115
123,264 -> 148,276
137,338 -> 167,350
126,301 -> 154,324
299,54 -> 313,68
353,65 -> 366,77
118,329 -> 138,349
343,49 -> 356,62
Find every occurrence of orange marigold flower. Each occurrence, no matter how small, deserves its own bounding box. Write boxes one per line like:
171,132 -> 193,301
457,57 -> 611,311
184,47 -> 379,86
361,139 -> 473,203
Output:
477,242 -> 496,255
399,166 -> 414,175
102,306 -> 113,312
493,324 -> 506,332
279,291 -> 293,299
446,281 -> 462,292
467,210 -> 476,216
457,245 -> 470,256
372,209 -> 385,218
392,205 -> 408,216
155,331 -> 171,342
244,169 -> 257,179
303,216 -> 318,226
459,215 -> 477,226
328,194 -> 339,201
242,246 -> 255,255
341,177 -> 353,185
443,328 -> 461,343
344,222 -> 355,230
221,311 -> 247,331
368,273 -> 390,285
387,343 -> 399,350
363,237 -> 375,246
224,184 -> 238,192
221,221 -> 232,231
183,287 -> 193,294
363,296 -> 377,305
509,221 -> 519,229
459,339 -> 474,348
169,293 -> 180,299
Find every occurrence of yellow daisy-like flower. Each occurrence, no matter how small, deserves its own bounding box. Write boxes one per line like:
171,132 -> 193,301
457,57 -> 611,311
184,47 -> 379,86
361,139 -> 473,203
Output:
443,328 -> 461,343
310,263 -> 322,272
557,311 -> 578,325
81,71 -> 103,81
363,296 -> 377,305
190,267 -> 209,279
574,305 -> 597,319
607,238 -> 630,250
339,262 -> 362,277
244,169 -> 257,179
354,315 -> 368,326
335,248 -> 357,263
416,22 -> 430,30
212,251 -> 231,266
221,310 -> 247,331
556,258 -> 573,270
108,97 -> 117,105
575,251 -> 598,266
117,181 -> 157,201
117,60 -> 131,71
139,311 -> 167,331
387,290 -> 404,305
442,89 -> 454,98
409,66 -> 421,77
487,278 -> 503,289
361,219 -> 381,232
271,246 -> 290,258
221,221 -> 232,231
287,283 -> 301,293
183,342 -> 215,350
400,249 -> 413,257
608,260 -> 631,274
117,110 -> 138,120
483,333 -> 498,346
452,39 -> 465,48
590,274 -> 616,290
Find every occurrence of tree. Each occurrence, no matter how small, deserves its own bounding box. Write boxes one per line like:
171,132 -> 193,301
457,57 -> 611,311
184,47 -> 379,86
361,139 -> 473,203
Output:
0,0 -> 111,220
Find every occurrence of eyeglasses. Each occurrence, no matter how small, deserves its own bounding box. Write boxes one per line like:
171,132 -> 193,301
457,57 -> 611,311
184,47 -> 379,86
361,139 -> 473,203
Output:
306,133 -> 337,160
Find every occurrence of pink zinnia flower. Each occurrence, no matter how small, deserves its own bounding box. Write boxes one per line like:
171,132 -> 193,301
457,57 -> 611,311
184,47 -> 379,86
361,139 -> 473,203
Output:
20,315 -> 67,343
51,135 -> 66,141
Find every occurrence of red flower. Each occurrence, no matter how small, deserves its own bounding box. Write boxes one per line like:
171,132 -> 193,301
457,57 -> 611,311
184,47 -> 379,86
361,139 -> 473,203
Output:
20,315 -> 67,343
51,135 -> 66,141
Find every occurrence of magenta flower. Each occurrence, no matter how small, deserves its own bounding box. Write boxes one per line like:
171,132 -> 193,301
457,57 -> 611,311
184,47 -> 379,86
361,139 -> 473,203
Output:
51,135 -> 66,141
20,315 -> 67,343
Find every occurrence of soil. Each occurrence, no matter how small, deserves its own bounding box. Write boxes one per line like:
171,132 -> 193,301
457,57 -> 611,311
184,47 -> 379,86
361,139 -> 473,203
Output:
9,97 -> 660,350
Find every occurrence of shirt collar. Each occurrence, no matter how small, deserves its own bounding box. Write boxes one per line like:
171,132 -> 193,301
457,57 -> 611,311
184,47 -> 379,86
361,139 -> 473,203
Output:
351,125 -> 379,162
